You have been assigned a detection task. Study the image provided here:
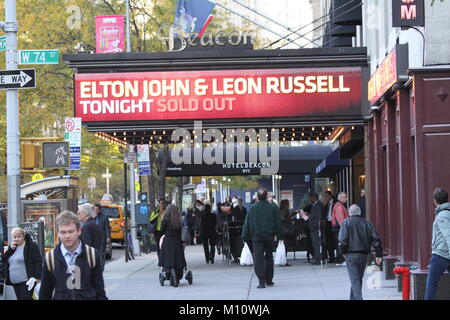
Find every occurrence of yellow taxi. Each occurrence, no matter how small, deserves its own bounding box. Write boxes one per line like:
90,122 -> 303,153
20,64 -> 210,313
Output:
100,196 -> 126,245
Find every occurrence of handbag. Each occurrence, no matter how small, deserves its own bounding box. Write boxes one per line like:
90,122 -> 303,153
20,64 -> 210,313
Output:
181,226 -> 191,245
274,241 -> 287,266
149,218 -> 157,234
240,243 -> 253,266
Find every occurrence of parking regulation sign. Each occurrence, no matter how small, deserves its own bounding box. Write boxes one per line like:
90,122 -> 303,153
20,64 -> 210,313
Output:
64,117 -> 82,170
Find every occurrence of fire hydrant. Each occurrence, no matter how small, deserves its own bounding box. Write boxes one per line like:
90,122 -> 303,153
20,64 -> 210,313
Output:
393,267 -> 411,300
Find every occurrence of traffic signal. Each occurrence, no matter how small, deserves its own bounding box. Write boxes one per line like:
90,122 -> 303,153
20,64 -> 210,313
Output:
21,143 -> 40,169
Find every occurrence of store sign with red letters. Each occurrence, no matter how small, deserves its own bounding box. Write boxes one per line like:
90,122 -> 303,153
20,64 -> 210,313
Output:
75,67 -> 362,122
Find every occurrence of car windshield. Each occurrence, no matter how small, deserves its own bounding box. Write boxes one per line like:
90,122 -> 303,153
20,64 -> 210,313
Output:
101,207 -> 120,219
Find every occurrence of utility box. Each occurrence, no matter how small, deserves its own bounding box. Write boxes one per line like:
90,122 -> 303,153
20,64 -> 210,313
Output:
135,202 -> 149,225
21,143 -> 40,169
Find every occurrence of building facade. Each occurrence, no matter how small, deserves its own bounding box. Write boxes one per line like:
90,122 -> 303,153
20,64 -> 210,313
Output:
362,0 -> 450,299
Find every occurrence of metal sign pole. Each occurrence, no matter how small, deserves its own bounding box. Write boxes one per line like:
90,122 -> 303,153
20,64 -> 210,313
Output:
129,145 -> 140,255
123,160 -> 128,262
4,0 -> 21,244
126,0 -> 131,53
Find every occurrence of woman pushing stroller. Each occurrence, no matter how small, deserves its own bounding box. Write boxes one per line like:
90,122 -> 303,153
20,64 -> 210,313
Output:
158,204 -> 192,287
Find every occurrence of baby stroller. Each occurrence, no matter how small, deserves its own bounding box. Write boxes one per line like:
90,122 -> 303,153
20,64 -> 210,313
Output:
158,235 -> 193,287
159,266 -> 193,287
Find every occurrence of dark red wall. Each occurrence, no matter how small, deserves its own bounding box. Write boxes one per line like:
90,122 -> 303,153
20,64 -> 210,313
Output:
368,69 -> 450,268
412,71 -> 450,268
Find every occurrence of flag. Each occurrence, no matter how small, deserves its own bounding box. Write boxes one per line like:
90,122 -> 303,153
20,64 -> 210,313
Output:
174,0 -> 216,37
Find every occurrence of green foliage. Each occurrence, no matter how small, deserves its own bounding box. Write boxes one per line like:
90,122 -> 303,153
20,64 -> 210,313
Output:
431,0 -> 445,5
0,0 -> 266,203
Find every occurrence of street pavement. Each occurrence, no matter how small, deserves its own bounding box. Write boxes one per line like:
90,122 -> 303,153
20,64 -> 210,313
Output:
104,244 -> 401,300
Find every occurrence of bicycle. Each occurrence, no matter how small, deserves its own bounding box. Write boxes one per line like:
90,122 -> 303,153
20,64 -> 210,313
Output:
138,224 -> 152,254
126,232 -> 135,260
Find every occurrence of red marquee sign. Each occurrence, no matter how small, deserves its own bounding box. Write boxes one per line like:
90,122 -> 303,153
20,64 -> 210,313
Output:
74,67 -> 362,122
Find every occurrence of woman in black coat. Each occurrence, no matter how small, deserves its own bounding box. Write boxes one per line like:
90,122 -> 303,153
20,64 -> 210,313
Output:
2,228 -> 42,300
158,204 -> 186,287
200,204 -> 217,264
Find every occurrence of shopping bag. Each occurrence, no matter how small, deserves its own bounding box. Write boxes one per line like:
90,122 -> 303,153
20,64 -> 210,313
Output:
274,241 -> 287,266
240,243 -> 253,266
181,226 -> 191,245
159,235 -> 165,249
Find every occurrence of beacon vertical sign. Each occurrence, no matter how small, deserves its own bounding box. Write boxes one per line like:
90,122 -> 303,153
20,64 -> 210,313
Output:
392,0 -> 425,28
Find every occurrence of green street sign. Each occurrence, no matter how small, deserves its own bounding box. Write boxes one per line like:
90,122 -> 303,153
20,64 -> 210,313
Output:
0,37 -> 5,51
19,49 -> 59,65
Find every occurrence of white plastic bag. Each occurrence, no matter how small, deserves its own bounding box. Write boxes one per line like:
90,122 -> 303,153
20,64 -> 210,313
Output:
274,241 -> 287,266
159,235 -> 165,249
32,282 -> 41,300
240,243 -> 253,266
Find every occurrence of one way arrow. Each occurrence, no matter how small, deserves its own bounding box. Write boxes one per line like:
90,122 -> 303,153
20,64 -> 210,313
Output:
0,71 -> 32,87
0,69 -> 35,90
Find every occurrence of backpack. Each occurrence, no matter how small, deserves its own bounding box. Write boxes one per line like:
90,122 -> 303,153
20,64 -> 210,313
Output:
45,245 -> 96,273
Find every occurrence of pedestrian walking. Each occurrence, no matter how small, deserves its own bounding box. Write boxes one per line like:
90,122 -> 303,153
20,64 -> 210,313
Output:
241,188 -> 284,288
338,204 -> 382,300
2,227 -> 42,300
193,200 -> 204,245
158,205 -> 187,287
150,199 -> 167,257
93,203 -> 110,271
39,210 -> 107,300
280,199 -> 295,266
77,203 -> 102,252
425,188 -> 450,300
322,191 -> 336,263
332,192 -> 350,264
308,193 -> 324,265
229,199 -> 247,263
200,204 -> 217,264
182,205 -> 195,245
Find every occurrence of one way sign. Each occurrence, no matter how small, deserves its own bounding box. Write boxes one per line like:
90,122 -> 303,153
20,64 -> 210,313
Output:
0,69 -> 36,89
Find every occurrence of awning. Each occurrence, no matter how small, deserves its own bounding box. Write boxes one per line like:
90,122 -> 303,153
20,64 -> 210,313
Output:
315,147 -> 349,175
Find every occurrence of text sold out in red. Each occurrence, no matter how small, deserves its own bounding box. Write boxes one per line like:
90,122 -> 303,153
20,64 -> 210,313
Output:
156,97 -> 236,112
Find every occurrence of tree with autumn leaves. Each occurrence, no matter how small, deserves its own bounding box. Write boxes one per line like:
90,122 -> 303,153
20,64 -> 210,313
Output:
0,0 -> 258,204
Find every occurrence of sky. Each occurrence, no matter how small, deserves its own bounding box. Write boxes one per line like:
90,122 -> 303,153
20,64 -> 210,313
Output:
221,0 -> 315,49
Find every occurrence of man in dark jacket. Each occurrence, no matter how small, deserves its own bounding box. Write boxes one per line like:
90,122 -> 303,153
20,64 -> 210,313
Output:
77,203 -> 102,252
242,188 -> 284,289
93,204 -> 110,271
200,204 -> 217,263
229,198 -> 247,262
338,204 -> 383,300
357,189 -> 366,219
322,191 -> 336,263
39,210 -> 107,300
308,193 -> 324,265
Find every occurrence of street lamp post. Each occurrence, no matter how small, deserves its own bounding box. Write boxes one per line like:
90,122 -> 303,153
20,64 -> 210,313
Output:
3,0 -> 21,243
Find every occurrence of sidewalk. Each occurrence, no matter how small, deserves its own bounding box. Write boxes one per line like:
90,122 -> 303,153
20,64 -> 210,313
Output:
104,245 -> 401,300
